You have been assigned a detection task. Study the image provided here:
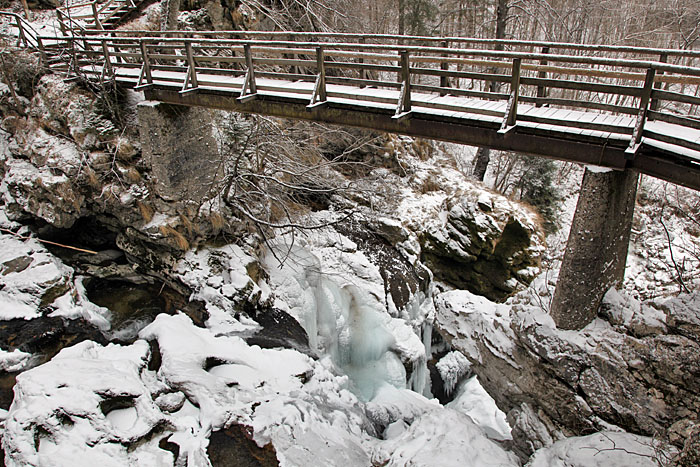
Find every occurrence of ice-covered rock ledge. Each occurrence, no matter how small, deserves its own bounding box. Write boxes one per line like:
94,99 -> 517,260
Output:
2,312 -> 526,467
435,288 -> 699,463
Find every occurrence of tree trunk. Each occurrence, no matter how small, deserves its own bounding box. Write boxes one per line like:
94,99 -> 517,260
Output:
472,147 -> 490,181
20,0 -> 31,20
495,0 -> 508,48
161,0 -> 181,30
473,0 -> 508,180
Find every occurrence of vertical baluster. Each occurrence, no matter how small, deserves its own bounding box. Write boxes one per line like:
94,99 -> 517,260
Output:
185,41 -> 198,88
308,45 -> 327,108
649,53 -> 667,117
535,46 -> 549,107
394,50 -> 411,119
238,43 -> 257,102
439,40 -> 449,96
626,66 -> 656,158
499,57 -> 521,133
358,36 -> 366,85
92,3 -> 104,30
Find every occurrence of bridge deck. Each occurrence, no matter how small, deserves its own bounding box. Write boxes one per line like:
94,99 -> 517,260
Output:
96,64 -> 700,190
9,23 -> 699,190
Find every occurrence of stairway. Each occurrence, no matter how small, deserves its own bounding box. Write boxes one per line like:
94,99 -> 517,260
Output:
57,0 -> 146,33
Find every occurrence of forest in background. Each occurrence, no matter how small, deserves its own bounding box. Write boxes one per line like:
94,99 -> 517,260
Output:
233,0 -> 700,50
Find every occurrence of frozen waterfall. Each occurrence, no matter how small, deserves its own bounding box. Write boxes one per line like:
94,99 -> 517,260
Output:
265,233 -> 431,402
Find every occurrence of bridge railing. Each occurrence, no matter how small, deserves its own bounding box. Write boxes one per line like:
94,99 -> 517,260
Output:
0,11 -> 41,50
56,0 -> 141,33
36,31 -> 700,155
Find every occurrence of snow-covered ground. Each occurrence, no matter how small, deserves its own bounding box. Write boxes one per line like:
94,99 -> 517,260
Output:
0,225 -> 522,467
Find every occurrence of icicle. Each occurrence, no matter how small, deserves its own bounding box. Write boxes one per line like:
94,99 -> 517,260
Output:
422,321 -> 433,360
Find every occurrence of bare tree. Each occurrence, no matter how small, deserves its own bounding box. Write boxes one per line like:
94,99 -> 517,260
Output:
205,114 -> 387,256
472,0 -> 509,181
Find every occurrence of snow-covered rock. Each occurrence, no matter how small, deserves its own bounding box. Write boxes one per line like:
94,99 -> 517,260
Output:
0,233 -> 74,320
371,408 -> 520,467
420,186 -> 544,301
447,376 -> 512,442
3,313 -> 376,466
526,431 -> 676,467
435,288 -> 700,460
173,244 -> 264,334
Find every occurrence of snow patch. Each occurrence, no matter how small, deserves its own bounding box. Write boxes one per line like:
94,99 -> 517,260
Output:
526,431 -> 676,467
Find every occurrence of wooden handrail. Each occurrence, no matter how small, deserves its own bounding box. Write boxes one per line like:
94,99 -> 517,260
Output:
52,29 -> 700,60
44,35 -> 700,77
10,25 -> 700,171
0,11 -> 39,49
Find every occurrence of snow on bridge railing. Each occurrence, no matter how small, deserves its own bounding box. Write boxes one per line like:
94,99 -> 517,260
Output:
0,11 -> 42,51
42,31 -> 700,154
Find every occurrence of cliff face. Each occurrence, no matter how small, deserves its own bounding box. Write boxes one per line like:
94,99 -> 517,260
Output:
0,44 -> 547,466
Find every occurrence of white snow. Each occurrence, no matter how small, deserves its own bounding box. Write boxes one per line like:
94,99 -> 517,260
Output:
436,350 -> 471,395
48,277 -> 112,331
448,376 -> 512,442
372,408 -> 520,467
583,165 -> 614,173
526,431 -> 677,467
0,232 -> 74,320
0,348 -> 32,372
173,244 -> 262,334
435,290 -> 517,367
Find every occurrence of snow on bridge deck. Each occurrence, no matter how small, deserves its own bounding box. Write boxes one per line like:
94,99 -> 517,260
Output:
24,27 -> 700,190
102,64 -> 700,190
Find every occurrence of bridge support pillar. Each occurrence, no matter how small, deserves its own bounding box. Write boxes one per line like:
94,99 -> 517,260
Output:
137,101 -> 220,202
550,167 -> 639,330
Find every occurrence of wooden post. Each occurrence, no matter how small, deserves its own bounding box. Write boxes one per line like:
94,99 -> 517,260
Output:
15,16 -> 27,48
244,43 -> 256,93
535,46 -> 549,107
92,2 -> 104,30
101,39 -> 113,76
185,41 -> 198,88
69,37 -> 78,75
394,50 -> 411,119
238,43 -> 257,102
309,45 -> 327,107
135,40 -> 153,89
287,33 -> 297,75
439,40 -> 449,96
57,11 -> 67,36
649,53 -> 667,115
626,66 -> 656,158
36,36 -> 47,69
358,36 -> 367,84
499,57 -> 521,133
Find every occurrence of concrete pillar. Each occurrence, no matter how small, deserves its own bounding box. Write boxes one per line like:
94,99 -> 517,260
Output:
137,101 -> 220,202
550,167 -> 639,330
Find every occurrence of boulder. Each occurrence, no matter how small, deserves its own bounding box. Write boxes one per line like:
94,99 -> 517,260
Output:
422,189 -> 544,301
435,289 -> 700,460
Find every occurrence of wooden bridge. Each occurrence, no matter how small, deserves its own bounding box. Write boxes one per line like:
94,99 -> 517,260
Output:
3,10 -> 700,189
7,20 -> 699,190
